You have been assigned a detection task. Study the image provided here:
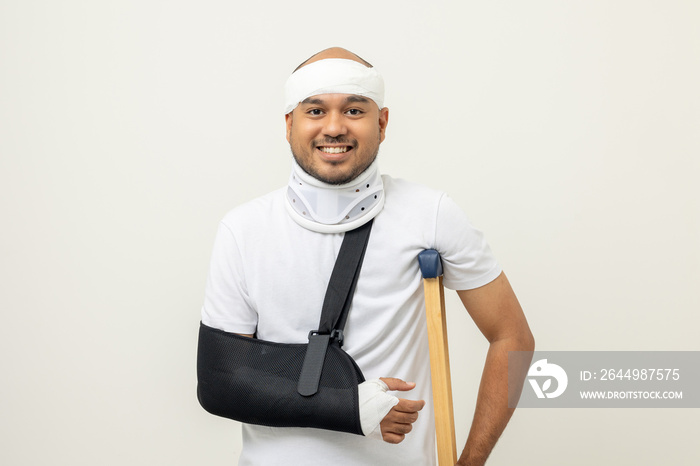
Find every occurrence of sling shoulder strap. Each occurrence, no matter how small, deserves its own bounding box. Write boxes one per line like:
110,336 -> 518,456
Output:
297,219 -> 374,397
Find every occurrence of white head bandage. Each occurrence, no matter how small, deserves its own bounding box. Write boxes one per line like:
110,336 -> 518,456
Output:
284,58 -> 385,114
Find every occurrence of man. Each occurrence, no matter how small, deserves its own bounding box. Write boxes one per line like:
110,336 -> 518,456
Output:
201,47 -> 534,465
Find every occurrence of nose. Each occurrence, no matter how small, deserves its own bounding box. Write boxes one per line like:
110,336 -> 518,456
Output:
323,111 -> 347,137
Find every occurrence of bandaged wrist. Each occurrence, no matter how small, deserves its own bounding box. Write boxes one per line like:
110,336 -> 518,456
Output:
358,378 -> 399,438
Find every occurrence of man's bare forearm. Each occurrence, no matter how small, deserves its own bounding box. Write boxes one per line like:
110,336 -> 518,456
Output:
457,333 -> 534,466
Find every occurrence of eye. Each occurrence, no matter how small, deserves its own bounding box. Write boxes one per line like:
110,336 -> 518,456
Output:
306,108 -> 324,116
345,108 -> 364,116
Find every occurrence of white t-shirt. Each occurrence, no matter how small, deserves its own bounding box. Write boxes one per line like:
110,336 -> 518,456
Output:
202,175 -> 502,466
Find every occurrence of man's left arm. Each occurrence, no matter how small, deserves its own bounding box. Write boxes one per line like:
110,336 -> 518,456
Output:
455,272 -> 534,466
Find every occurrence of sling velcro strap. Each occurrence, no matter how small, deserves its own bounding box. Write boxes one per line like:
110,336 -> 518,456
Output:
297,333 -> 331,397
296,220 -> 373,397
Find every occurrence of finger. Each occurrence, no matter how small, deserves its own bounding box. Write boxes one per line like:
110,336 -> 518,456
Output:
382,409 -> 419,425
393,397 -> 426,413
382,420 -> 414,435
379,377 -> 416,392
381,431 -> 406,444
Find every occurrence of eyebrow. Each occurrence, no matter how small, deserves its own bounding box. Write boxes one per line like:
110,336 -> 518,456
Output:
344,96 -> 370,104
300,95 -> 371,105
301,97 -> 325,105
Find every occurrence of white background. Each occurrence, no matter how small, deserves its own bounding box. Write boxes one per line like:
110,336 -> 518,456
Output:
1,1 -> 698,465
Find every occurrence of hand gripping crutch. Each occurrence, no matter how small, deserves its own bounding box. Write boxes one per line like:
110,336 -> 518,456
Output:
418,249 -> 457,465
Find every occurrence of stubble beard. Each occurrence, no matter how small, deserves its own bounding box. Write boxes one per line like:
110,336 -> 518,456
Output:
290,137 -> 380,185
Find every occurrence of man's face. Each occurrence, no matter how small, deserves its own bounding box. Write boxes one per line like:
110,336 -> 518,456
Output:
285,94 -> 389,185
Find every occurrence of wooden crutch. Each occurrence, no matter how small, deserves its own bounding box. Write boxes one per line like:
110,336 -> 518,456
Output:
418,249 -> 457,465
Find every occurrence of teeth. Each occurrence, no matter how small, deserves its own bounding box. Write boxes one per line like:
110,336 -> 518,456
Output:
319,146 -> 349,154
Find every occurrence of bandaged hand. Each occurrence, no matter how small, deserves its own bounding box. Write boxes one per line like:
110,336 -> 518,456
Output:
358,379 -> 399,438
358,378 -> 425,443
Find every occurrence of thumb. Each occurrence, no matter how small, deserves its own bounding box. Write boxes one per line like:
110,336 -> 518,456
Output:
379,377 -> 417,392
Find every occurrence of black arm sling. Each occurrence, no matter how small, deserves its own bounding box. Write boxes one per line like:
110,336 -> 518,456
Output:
197,220 -> 373,435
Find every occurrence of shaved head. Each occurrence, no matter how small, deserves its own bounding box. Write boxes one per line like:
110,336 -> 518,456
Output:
293,47 -> 373,72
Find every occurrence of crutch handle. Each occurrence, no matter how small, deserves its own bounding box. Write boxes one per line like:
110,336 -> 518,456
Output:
418,249 -> 443,278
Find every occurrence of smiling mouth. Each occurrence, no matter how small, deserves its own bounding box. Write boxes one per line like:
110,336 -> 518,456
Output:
317,146 -> 351,154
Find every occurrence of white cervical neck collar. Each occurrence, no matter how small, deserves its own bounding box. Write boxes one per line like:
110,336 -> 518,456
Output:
285,160 -> 385,233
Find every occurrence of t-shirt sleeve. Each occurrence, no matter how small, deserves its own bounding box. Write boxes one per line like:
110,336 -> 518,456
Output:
201,221 -> 258,334
435,193 -> 502,290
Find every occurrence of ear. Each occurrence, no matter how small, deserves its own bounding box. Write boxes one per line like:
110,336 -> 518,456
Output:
378,107 -> 389,143
285,112 -> 293,143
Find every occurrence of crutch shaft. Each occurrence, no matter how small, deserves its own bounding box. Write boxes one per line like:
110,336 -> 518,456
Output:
418,250 -> 457,465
